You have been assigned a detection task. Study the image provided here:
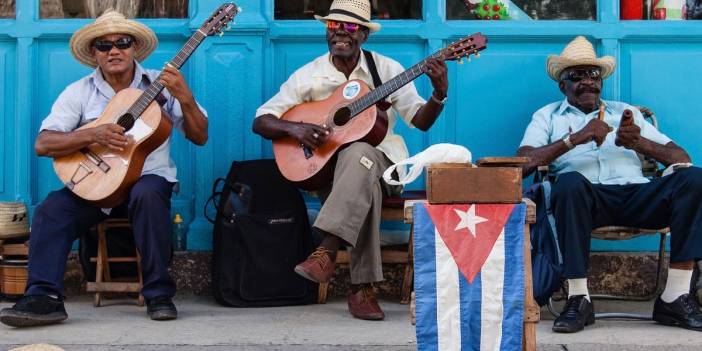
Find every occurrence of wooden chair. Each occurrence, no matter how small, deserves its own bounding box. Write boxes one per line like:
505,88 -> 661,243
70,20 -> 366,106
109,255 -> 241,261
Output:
317,190 -> 426,305
87,218 -> 144,307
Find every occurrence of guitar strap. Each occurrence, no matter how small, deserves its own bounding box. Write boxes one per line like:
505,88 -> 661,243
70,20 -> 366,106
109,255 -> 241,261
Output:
362,49 -> 383,89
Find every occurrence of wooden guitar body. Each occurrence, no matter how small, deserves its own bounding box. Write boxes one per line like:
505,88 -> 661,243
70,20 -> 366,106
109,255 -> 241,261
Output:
272,79 -> 388,190
53,88 -> 173,208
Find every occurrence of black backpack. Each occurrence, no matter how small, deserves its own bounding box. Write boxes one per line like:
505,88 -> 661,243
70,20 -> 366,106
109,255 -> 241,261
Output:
206,159 -> 316,307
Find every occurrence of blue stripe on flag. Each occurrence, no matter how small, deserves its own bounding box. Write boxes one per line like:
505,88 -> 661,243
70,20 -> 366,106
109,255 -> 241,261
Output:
460,270 -> 482,350
500,204 -> 526,350
414,204 -> 438,351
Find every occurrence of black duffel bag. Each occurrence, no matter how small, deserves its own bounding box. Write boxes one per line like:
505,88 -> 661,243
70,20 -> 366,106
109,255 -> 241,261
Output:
206,159 -> 316,307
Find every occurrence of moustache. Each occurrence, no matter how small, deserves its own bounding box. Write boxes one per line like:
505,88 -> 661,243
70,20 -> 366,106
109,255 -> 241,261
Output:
576,87 -> 600,95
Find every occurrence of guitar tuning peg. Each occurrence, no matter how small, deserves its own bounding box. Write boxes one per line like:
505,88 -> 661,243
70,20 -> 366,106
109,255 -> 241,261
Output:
458,58 -> 464,65
475,51 -> 480,58
218,30 -> 224,37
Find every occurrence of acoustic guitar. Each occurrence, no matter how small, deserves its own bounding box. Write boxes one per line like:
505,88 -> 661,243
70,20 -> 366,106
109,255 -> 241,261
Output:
53,3 -> 240,208
272,33 -> 488,190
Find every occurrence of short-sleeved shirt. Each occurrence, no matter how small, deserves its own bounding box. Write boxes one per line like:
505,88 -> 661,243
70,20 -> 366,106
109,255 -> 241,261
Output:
40,61 -> 208,183
255,51 -> 426,174
519,99 -> 672,185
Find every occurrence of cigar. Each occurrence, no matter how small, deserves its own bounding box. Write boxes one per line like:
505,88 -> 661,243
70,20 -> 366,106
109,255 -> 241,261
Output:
621,109 -> 633,125
598,103 -> 606,121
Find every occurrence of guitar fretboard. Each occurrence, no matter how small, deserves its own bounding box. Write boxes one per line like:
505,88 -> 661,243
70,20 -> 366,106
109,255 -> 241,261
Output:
119,30 -> 208,127
347,50 -> 444,117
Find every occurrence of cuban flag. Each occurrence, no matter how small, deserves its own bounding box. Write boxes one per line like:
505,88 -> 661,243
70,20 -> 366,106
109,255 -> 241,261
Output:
414,203 -> 526,351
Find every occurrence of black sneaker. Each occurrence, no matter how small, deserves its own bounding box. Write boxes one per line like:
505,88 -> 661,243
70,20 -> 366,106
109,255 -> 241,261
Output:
653,294 -> 702,331
146,296 -> 177,321
0,295 -> 68,328
552,295 -> 595,333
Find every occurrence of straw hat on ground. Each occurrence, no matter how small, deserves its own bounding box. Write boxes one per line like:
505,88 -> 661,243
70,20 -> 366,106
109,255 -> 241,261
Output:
10,344 -> 65,351
315,0 -> 381,33
546,36 -> 616,81
69,9 -> 158,68
0,202 -> 29,240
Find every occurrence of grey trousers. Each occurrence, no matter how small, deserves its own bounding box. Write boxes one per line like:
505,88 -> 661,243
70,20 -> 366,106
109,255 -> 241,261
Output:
314,142 -> 400,284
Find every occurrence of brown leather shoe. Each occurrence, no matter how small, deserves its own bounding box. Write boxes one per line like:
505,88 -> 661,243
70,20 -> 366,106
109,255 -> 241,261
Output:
294,246 -> 335,283
347,285 -> 385,321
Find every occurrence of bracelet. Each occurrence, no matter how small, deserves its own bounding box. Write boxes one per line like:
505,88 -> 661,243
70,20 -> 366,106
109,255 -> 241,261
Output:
430,92 -> 447,105
562,134 -> 575,150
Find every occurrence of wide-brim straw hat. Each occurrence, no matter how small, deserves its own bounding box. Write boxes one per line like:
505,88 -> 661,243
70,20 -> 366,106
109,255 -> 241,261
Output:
315,0 -> 381,33
546,36 -> 616,81
0,202 -> 29,240
69,10 -> 158,68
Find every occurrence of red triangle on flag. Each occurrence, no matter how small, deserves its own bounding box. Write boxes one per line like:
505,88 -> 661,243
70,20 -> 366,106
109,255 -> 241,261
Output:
425,204 -> 515,283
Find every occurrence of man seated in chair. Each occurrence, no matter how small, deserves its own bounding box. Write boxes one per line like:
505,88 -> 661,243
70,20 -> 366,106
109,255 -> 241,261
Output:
518,36 -> 702,333
0,11 -> 208,328
252,0 -> 448,320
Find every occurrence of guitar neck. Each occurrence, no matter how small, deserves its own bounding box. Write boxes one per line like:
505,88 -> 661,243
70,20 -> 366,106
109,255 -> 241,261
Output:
127,30 -> 208,118
348,50 -> 444,117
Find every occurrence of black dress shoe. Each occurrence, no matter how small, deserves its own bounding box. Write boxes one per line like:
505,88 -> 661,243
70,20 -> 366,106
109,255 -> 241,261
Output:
146,296 -> 178,321
653,294 -> 702,331
0,295 -> 68,328
552,295 -> 595,333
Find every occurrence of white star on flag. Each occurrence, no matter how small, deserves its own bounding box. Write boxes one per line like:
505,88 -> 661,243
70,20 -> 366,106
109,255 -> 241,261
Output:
453,205 -> 488,237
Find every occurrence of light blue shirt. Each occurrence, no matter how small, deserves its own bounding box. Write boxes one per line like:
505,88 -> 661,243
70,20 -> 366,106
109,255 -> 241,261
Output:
520,99 -> 672,185
40,61 -> 207,183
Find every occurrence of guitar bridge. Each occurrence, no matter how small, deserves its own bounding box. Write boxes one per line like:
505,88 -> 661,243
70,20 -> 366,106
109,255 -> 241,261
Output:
301,144 -> 313,159
81,148 -> 111,173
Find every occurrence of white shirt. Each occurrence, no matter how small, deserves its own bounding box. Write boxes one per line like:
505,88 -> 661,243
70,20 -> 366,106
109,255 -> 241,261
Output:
40,62 -> 208,183
255,51 -> 426,173
520,99 -> 672,185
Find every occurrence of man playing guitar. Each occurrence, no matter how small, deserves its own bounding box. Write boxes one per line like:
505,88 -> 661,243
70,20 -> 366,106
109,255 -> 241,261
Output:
1,10 -> 208,327
253,0 -> 448,320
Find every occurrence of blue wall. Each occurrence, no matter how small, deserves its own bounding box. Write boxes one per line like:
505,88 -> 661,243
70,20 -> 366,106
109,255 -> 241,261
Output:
1,0 -> 700,252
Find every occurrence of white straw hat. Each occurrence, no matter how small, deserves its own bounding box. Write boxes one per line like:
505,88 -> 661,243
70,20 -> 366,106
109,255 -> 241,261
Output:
69,10 -> 158,68
0,202 -> 29,240
546,36 -> 616,81
315,0 -> 381,33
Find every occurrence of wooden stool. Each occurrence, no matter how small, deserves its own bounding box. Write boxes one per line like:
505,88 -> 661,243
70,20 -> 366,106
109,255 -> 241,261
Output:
87,218 -> 144,307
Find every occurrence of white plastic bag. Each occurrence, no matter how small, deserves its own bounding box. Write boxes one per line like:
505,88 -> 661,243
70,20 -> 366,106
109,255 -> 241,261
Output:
382,143 -> 472,186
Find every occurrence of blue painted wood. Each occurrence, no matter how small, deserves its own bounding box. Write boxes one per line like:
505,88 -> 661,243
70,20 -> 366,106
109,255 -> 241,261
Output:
1,0 -> 700,253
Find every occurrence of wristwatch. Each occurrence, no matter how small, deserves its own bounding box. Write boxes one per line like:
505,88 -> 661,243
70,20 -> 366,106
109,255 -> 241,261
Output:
430,92 -> 447,105
562,133 -> 575,150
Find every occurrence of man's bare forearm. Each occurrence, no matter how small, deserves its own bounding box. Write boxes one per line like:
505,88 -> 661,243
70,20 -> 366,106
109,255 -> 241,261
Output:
252,114 -> 295,140
35,130 -> 95,158
518,142 -> 571,178
633,140 -> 690,167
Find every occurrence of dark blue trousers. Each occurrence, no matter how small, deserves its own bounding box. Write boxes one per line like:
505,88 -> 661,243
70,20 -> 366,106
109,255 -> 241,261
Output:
551,167 -> 702,279
26,175 -> 176,300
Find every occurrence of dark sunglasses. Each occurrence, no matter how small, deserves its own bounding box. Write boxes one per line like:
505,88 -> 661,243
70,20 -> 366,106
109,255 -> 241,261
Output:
326,20 -> 362,34
93,37 -> 134,52
563,68 -> 602,82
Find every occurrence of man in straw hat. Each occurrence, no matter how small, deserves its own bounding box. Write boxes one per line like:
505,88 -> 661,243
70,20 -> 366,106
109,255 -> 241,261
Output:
0,10 -> 208,328
518,36 -> 702,333
253,0 -> 449,320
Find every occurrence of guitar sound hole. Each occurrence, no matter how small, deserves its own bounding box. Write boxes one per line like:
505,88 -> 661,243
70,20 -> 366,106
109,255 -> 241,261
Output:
117,113 -> 136,131
333,107 -> 351,127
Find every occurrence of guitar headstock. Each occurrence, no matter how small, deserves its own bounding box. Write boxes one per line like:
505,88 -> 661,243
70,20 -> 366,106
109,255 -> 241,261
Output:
201,3 -> 241,37
442,32 -> 488,63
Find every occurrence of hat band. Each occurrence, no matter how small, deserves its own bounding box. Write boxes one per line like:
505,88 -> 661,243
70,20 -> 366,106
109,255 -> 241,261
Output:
328,9 -> 370,23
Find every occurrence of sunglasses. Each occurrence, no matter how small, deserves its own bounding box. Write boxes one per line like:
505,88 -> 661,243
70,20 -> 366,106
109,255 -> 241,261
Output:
563,68 -> 602,82
93,37 -> 134,52
326,20 -> 362,34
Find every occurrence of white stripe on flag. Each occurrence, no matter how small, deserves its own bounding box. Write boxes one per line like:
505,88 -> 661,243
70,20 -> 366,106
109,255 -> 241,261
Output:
435,228 -> 461,351
480,230 -> 506,351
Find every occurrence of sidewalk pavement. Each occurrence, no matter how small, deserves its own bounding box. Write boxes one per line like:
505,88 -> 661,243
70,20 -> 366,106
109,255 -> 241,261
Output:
2,296 -> 702,350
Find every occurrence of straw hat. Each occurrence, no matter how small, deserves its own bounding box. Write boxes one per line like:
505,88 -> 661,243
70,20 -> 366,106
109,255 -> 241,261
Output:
315,0 -> 381,33
69,10 -> 158,68
0,202 -> 29,240
10,344 -> 65,351
546,36 -> 616,82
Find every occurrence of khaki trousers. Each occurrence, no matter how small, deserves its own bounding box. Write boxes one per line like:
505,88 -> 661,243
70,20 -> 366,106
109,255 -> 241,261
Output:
314,142 -> 400,284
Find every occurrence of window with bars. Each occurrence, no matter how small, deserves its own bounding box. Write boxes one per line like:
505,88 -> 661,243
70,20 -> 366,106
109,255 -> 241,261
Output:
0,0 -> 15,18
447,0 -> 596,20
274,0 -> 422,20
39,0 -> 188,19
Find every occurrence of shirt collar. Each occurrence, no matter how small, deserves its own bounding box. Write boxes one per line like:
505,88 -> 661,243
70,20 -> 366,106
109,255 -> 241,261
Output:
90,60 -> 150,98
556,98 -> 615,116
317,51 -> 370,80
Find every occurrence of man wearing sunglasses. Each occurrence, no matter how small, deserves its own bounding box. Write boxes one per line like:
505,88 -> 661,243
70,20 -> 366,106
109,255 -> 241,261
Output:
1,10 -> 208,328
253,0 -> 448,321
518,36 -> 702,333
